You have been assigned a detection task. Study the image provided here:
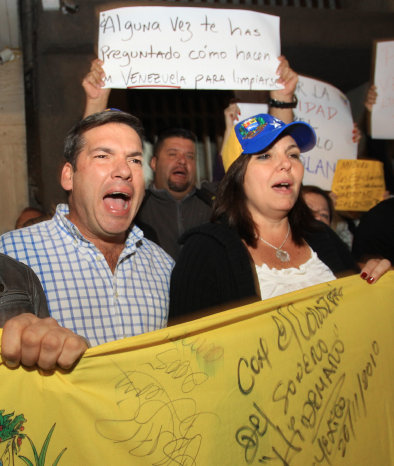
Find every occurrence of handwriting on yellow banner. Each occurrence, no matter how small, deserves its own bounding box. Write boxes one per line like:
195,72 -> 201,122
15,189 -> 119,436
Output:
0,272 -> 393,465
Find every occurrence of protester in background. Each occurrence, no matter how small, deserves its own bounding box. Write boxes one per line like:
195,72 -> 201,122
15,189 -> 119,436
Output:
169,114 -> 391,321
15,207 -> 48,229
0,253 -> 49,326
352,197 -> 394,265
301,185 -> 334,226
361,84 -> 394,194
134,127 -> 213,260
331,209 -> 362,251
21,213 -> 53,228
301,186 -> 370,252
301,187 -> 361,251
330,86 -> 392,250
0,110 -> 173,370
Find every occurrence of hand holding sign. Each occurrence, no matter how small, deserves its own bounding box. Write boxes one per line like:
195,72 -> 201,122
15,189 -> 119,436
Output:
82,58 -> 111,117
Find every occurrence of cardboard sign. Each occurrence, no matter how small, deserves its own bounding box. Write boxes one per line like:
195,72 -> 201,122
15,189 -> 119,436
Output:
98,6 -> 281,90
0,272 -> 393,465
371,39 -> 394,139
331,159 -> 386,211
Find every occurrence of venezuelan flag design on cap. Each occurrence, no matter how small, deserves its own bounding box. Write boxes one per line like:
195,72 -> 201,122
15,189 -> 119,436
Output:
221,113 -> 316,172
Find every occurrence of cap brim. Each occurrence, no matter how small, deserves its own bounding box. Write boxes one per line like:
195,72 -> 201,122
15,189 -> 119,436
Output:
242,121 -> 316,154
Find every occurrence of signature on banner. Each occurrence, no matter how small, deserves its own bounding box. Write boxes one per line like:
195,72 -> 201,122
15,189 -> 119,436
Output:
95,348 -> 218,464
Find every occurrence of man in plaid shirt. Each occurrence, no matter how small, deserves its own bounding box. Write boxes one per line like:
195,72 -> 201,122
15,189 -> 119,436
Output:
0,110 -> 174,370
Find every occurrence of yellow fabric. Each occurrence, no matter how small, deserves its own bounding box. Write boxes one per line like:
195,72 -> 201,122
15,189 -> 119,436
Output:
0,272 -> 393,465
221,126 -> 243,172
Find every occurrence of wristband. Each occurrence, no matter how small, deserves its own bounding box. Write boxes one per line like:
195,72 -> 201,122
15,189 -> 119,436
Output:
268,95 -> 298,109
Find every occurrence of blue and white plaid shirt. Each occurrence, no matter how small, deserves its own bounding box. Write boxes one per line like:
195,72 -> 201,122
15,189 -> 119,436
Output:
0,204 -> 174,346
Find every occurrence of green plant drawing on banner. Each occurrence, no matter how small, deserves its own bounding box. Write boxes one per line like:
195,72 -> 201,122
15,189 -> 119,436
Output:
0,411 -> 66,466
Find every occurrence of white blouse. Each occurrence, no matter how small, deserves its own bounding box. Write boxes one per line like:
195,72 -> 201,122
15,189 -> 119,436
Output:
255,249 -> 336,300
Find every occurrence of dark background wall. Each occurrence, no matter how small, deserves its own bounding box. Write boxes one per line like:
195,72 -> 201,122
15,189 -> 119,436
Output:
19,0 -> 394,212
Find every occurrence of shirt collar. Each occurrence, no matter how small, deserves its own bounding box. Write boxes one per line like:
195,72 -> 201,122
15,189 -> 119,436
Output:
55,203 -> 144,253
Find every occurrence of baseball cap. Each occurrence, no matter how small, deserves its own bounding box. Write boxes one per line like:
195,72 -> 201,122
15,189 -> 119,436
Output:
221,113 -> 316,172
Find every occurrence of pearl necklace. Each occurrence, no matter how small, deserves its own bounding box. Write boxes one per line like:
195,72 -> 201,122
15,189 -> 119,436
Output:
258,224 -> 291,262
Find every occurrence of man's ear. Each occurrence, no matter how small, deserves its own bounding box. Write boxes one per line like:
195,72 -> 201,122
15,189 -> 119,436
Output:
150,156 -> 157,173
60,162 -> 74,191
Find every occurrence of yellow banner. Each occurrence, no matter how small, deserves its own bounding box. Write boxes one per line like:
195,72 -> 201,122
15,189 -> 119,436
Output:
331,159 -> 386,211
0,272 -> 393,465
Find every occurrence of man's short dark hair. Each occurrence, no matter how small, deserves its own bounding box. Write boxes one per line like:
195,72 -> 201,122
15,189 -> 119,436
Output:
64,110 -> 145,168
153,128 -> 197,159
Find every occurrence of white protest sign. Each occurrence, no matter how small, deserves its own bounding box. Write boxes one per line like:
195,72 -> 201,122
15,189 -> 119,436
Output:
236,76 -> 356,190
98,6 -> 281,90
371,40 -> 394,139
294,76 -> 357,190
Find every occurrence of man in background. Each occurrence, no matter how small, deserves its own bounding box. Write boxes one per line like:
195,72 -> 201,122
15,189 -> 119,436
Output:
135,127 -> 213,259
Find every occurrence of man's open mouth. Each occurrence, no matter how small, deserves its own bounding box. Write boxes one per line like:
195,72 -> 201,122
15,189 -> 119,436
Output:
103,192 -> 131,212
173,169 -> 186,176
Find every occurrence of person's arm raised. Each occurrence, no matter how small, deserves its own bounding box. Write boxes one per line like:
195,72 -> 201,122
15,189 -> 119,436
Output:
221,101 -> 241,154
268,55 -> 298,124
82,58 -> 111,118
364,84 -> 377,113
